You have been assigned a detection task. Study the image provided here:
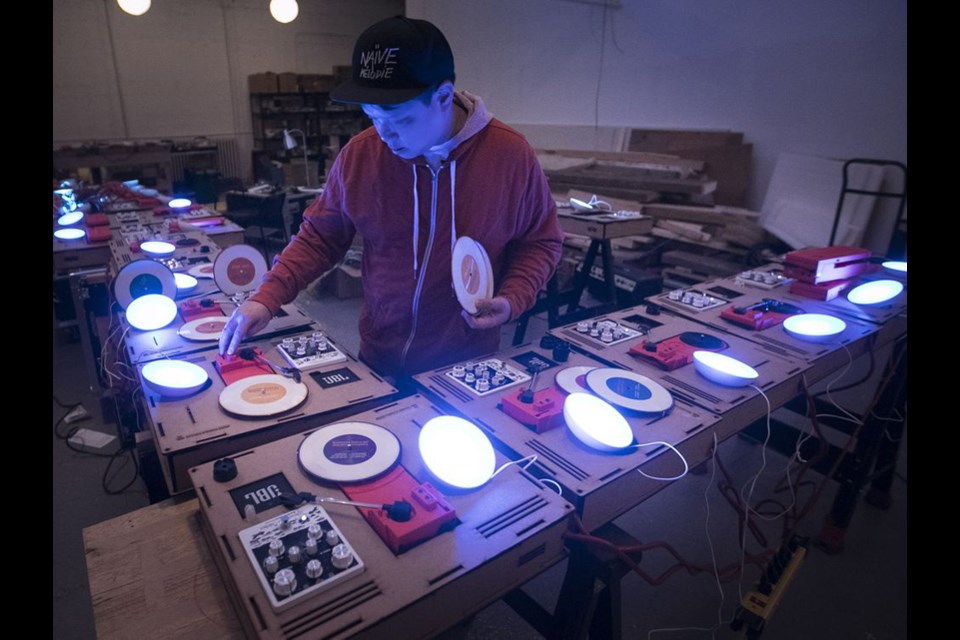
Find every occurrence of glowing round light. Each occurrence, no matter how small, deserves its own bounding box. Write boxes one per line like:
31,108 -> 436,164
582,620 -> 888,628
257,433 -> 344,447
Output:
783,314 -> 847,343
563,392 -> 634,452
117,0 -> 151,16
140,241 -> 176,257
168,197 -> 192,209
174,272 -> 199,293
693,351 -> 759,388
418,416 -> 496,489
57,212 -> 85,226
141,360 -> 209,398
125,294 -> 178,331
54,228 -> 86,240
847,279 -> 904,306
882,261 -> 907,275
269,0 -> 299,23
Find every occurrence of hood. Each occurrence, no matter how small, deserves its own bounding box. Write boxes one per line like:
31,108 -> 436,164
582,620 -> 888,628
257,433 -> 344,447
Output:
426,90 -> 493,164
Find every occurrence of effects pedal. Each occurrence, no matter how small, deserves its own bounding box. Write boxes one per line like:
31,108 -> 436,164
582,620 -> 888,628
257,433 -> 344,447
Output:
276,332 -> 347,371
571,319 -> 643,346
662,288 -> 728,312
444,358 -> 531,396
238,504 -> 364,612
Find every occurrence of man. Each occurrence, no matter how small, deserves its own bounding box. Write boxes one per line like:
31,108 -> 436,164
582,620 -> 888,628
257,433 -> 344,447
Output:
219,15 -> 562,378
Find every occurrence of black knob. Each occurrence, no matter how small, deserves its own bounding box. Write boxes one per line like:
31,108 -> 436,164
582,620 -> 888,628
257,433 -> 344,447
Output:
213,457 -> 237,482
645,304 -> 660,315
539,335 -> 559,349
200,245 -> 211,253
553,342 -> 570,362
200,298 -> 214,307
643,342 -> 657,352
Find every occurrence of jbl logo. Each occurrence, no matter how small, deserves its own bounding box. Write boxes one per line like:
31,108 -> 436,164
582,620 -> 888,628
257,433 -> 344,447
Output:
312,367 -> 360,389
229,473 -> 294,517
244,484 -> 282,505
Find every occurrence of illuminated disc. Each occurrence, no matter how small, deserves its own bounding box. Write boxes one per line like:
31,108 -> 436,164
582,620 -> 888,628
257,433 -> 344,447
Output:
125,294 -> 178,331
112,259 -> 177,309
693,351 -> 758,387
419,415 -> 496,489
168,197 -> 192,209
782,313 -> 847,343
679,332 -> 728,349
298,422 -> 401,483
140,241 -> 176,257
214,244 -> 268,295
847,279 -> 904,306
58,212 -> 84,226
54,228 -> 86,240
564,392 -> 634,452
218,374 -> 308,418
174,272 -> 198,294
555,366 -> 596,395
178,316 -> 228,341
452,236 -> 494,315
141,360 -> 209,398
188,263 -> 215,279
882,261 -> 907,275
585,368 -> 673,415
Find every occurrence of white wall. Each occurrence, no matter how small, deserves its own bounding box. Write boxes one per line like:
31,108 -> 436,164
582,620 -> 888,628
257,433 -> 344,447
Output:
53,0 -> 403,178
407,0 -> 907,209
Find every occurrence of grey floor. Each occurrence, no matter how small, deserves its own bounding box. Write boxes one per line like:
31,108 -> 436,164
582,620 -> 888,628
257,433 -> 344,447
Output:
53,282 -> 907,639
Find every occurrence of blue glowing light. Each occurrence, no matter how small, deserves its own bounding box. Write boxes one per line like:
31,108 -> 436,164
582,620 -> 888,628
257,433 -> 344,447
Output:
141,360 -> 208,397
140,241 -> 176,257
847,279 -> 903,305
54,228 -> 86,240
882,261 -> 907,275
693,351 -> 759,387
168,198 -> 192,209
418,416 -> 496,489
174,272 -> 198,292
563,392 -> 633,452
57,212 -> 84,226
125,294 -> 178,331
782,314 -> 847,343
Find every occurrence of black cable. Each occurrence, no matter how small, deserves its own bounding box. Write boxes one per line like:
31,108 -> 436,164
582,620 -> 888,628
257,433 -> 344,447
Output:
812,342 -> 875,399
53,395 -> 78,409
102,446 -> 141,495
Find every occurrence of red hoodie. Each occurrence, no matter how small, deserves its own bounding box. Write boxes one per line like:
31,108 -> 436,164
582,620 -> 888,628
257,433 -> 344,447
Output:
250,91 -> 563,376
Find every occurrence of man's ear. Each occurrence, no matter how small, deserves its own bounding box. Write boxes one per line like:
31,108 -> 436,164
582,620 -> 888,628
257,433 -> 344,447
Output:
434,81 -> 455,107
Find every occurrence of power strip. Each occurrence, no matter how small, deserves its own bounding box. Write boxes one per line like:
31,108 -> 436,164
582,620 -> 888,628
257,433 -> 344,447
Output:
731,536 -> 809,637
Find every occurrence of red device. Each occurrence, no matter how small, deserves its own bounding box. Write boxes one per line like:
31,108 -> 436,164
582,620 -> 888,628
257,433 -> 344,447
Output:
178,297 -> 224,322
784,246 -> 872,284
215,347 -> 274,385
720,298 -> 805,330
341,466 -> 457,555
86,213 -> 110,227
788,278 -> 855,301
87,226 -> 113,243
630,331 -> 728,371
500,386 -> 567,433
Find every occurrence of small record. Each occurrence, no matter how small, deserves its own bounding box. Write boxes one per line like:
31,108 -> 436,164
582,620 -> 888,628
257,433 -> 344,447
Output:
219,374 -> 308,418
214,244 -> 268,295
178,316 -> 229,341
679,332 -> 728,350
585,368 -> 674,415
112,259 -> 177,310
298,422 -> 401,483
188,263 -> 215,279
452,236 -> 494,315
555,366 -> 596,395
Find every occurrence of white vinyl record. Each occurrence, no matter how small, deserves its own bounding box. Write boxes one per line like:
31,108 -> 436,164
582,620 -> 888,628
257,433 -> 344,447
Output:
298,422 -> 401,483
218,374 -> 308,418
585,368 -> 674,415
178,316 -> 229,341
213,244 -> 268,295
555,366 -> 596,395
188,263 -> 215,279
112,259 -> 177,309
452,236 -> 494,315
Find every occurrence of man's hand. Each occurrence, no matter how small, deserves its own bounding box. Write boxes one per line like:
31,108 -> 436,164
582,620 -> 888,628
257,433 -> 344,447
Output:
461,297 -> 512,330
219,300 -> 273,356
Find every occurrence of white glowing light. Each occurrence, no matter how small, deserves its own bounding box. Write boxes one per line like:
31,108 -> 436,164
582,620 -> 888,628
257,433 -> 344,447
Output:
418,416 -> 496,489
693,351 -> 759,387
174,272 -> 199,293
57,212 -> 85,226
117,0 -> 151,16
141,360 -> 209,398
125,294 -> 178,331
140,241 -> 176,257
782,314 -> 847,343
168,197 -> 192,209
269,0 -> 299,23
847,279 -> 903,306
563,392 -> 634,452
54,228 -> 86,240
882,261 -> 907,275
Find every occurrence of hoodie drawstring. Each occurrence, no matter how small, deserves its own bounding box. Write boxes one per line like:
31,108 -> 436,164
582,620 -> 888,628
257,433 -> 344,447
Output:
412,164 -> 420,276
449,159 -> 457,252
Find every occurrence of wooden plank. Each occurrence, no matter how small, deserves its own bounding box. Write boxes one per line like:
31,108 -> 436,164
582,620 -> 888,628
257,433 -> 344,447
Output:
83,498 -> 243,639
677,144 -> 753,207
546,165 -> 717,195
628,129 -> 744,152
643,203 -> 760,226
537,148 -> 704,175
661,249 -> 744,276
657,219 -> 713,243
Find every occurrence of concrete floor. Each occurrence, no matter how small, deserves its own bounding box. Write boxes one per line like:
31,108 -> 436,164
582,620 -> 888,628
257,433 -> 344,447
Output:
52,283 -> 907,639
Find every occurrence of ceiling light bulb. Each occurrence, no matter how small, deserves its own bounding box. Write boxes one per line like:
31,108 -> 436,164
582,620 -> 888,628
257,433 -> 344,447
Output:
270,0 -> 299,24
117,0 -> 151,17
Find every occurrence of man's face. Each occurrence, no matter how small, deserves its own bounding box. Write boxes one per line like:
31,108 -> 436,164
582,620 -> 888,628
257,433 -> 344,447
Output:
362,87 -> 450,160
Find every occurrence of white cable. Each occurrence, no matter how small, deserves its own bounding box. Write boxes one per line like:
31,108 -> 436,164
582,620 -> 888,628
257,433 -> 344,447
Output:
705,433 -> 724,631
634,441 -> 689,481
491,454 -> 537,479
737,384 -> 772,606
538,478 -> 563,496
824,344 -> 862,424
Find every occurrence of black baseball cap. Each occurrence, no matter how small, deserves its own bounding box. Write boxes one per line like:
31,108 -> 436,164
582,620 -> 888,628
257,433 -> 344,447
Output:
330,16 -> 456,105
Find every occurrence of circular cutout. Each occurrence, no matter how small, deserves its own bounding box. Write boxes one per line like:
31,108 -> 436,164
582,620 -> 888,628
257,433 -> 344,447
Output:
219,374 -> 308,418
693,351 -> 759,387
298,422 -> 401,483
782,313 -> 847,343
452,237 -> 494,315
555,366 -> 596,395
419,415 -> 496,489
214,245 -> 268,295
564,392 -> 634,452
679,332 -> 728,349
141,360 -> 209,398
125,294 -> 178,331
585,368 -> 674,415
113,259 -> 177,309
178,316 -> 228,341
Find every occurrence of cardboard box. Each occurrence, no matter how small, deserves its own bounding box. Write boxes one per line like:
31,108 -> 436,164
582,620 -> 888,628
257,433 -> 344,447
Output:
298,74 -> 335,93
282,160 -> 319,187
248,72 -> 278,94
277,72 -> 299,93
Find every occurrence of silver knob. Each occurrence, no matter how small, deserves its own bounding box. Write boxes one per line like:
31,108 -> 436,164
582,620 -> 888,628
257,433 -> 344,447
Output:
269,540 -> 285,557
263,555 -> 279,574
305,559 -> 324,579
273,568 -> 297,597
330,544 -> 353,570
